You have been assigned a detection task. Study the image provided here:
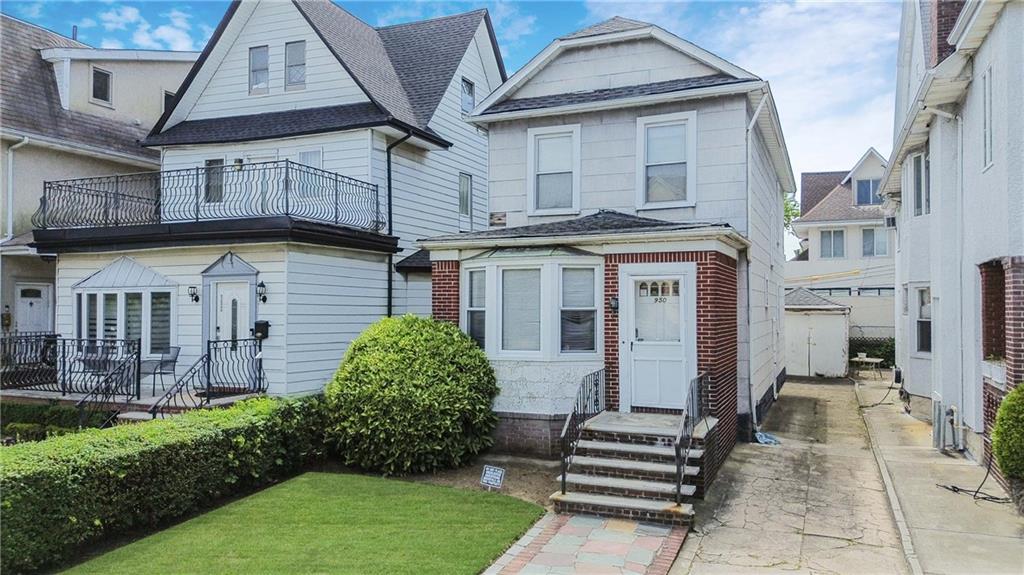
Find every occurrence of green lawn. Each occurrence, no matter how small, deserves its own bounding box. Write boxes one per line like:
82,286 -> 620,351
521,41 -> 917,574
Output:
64,472 -> 543,575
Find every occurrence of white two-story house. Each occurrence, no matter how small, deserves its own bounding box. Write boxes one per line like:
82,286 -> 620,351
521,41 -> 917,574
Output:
880,0 -> 1022,480
421,17 -> 793,481
787,148 -> 896,338
25,0 -> 504,411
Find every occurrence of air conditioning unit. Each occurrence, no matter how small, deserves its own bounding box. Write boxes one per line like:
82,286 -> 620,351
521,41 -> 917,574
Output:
885,216 -> 897,229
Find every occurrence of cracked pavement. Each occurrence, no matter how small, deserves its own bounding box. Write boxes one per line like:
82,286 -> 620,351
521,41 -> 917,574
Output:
670,380 -> 909,575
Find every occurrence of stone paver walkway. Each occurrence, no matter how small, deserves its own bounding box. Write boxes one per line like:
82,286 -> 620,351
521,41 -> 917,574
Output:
671,379 -> 909,574
857,376 -> 1024,575
486,513 -> 687,575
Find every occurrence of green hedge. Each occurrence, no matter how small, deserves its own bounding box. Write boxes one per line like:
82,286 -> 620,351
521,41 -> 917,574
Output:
325,315 -> 498,475
849,337 -> 896,368
0,396 -> 324,574
1,401 -> 110,431
992,384 -> 1024,479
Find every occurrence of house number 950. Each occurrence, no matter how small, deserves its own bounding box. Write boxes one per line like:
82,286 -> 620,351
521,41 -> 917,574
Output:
654,297 -> 668,303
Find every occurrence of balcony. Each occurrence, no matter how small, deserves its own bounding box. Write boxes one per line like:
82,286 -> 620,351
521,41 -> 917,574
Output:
33,160 -> 384,233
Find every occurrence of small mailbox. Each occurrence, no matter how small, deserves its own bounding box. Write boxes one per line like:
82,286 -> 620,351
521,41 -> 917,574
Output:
253,320 -> 271,340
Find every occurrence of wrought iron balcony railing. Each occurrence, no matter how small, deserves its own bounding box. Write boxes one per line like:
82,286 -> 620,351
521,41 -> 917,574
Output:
33,160 -> 384,232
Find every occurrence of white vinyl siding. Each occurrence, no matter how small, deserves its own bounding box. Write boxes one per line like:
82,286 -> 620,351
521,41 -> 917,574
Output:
636,111 -> 697,209
820,229 -> 845,259
527,125 -> 581,215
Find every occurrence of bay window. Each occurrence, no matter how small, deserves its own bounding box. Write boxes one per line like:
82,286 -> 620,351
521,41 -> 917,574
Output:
636,111 -> 696,208
527,125 -> 580,214
74,289 -> 175,356
501,269 -> 541,351
467,270 -> 486,348
560,268 -> 596,352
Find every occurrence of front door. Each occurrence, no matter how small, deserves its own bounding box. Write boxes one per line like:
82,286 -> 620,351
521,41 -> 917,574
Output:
15,283 -> 52,332
626,277 -> 687,410
209,281 -> 252,390
212,281 -> 250,345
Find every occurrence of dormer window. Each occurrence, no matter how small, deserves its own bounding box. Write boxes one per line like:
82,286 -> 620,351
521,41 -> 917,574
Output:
249,45 -> 269,95
855,179 -> 881,205
461,78 -> 475,113
286,41 -> 306,89
91,67 -> 112,105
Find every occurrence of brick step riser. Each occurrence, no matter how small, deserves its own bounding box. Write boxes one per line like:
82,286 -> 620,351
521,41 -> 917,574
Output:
553,500 -> 691,527
569,464 -> 696,483
575,447 -> 702,465
581,430 -> 708,449
563,482 -> 695,501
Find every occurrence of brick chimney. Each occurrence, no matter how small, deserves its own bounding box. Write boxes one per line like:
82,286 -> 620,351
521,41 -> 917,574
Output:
931,0 -> 966,66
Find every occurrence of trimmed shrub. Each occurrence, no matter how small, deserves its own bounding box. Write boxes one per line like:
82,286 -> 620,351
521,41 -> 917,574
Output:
992,384 -> 1024,479
324,315 -> 498,475
2,423 -> 75,442
0,396 -> 324,574
849,337 -> 896,368
0,401 -> 111,430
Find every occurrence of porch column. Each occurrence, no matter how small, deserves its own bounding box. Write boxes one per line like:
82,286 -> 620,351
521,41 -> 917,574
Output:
431,260 -> 460,324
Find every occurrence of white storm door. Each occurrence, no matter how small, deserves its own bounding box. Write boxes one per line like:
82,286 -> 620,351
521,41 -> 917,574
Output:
628,277 -> 686,409
212,281 -> 250,344
15,283 -> 52,332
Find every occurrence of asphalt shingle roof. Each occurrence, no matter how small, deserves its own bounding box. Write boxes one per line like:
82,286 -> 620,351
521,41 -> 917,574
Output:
394,248 -> 432,272
561,16 -> 650,39
425,210 -> 730,242
483,75 -> 749,115
785,287 -> 847,309
800,171 -> 847,215
1,15 -> 158,162
796,184 -> 884,223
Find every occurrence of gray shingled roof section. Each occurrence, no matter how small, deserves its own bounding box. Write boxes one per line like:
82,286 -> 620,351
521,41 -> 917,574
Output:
483,75 -> 749,114
561,16 -> 650,39
425,210 -> 730,242
394,248 -> 432,272
143,102 -> 387,146
799,171 -> 846,215
1,15 -> 158,162
796,184 -> 883,223
785,287 -> 847,309
377,10 -> 488,127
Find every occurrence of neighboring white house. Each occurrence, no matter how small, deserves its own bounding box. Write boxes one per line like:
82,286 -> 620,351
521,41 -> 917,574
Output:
786,148 -> 895,338
0,15 -> 197,335
421,17 -> 793,465
879,0 -> 1022,479
28,0 -> 505,402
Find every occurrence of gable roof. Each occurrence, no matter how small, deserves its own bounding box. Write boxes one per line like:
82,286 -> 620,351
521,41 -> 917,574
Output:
785,287 -> 847,309
800,171 -> 847,215
561,16 -> 649,39
73,257 -> 175,289
1,15 -> 158,164
840,147 -> 887,184
796,184 -> 884,224
149,1 -> 505,148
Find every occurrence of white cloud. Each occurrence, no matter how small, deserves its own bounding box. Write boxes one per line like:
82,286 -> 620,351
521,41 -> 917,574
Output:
100,5 -> 142,31
18,2 -> 44,19
490,1 -> 537,44
162,8 -> 191,30
76,17 -> 97,29
130,22 -> 161,49
152,23 -> 195,51
100,37 -> 124,49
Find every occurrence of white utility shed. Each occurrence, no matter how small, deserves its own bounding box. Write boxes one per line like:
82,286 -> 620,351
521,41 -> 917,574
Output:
785,288 -> 850,378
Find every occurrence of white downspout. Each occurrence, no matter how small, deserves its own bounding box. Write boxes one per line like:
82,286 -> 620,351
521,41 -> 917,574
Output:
745,88 -> 769,433
4,136 -> 30,242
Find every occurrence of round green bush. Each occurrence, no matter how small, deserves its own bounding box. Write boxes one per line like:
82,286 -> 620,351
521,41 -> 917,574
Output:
324,314 -> 499,475
993,384 -> 1024,479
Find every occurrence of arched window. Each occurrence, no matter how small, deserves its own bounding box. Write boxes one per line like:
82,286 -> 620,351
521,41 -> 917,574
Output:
639,282 -> 649,297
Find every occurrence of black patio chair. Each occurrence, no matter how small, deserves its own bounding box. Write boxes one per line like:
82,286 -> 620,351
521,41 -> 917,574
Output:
141,346 -> 180,395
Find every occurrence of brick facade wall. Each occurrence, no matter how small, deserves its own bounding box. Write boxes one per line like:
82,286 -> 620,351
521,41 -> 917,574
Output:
930,1 -> 965,67
604,251 -> 740,473
980,261 -> 1006,359
431,260 -> 460,323
1004,257 -> 1024,388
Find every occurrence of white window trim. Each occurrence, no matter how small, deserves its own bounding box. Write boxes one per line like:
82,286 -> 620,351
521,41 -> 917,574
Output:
910,284 -> 931,358
293,146 -> 323,169
90,65 -> 114,108
461,257 -> 603,361
285,40 -> 306,91
635,110 -> 697,210
862,227 -> 889,258
73,287 -> 177,360
909,152 -> 930,217
458,172 -> 472,218
526,124 -> 582,216
854,178 -> 882,206
461,77 -> 475,114
248,45 -> 270,96
820,228 -> 845,259
558,265 -> 602,356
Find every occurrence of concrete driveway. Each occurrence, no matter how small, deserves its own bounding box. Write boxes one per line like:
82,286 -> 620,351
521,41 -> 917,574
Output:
671,379 -> 909,575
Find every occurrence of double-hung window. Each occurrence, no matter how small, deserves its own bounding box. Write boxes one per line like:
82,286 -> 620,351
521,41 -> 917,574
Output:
459,173 -> 472,217
911,153 -> 930,216
637,111 -> 696,208
982,68 -> 993,168
249,45 -> 269,95
466,270 -> 486,348
560,268 -> 596,352
461,78 -> 475,113
862,227 -> 888,257
855,179 -> 882,205
527,125 -> 580,214
501,268 -> 541,351
285,41 -> 306,89
820,229 -> 845,258
74,289 -> 174,356
91,67 -> 112,105
916,287 -> 932,354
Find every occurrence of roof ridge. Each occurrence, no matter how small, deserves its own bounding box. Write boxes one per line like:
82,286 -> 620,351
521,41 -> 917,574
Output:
375,8 -> 487,30
1,13 -> 90,48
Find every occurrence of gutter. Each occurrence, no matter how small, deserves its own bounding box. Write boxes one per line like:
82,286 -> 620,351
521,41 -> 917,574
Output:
2,129 -> 157,169
385,130 -> 412,317
744,87 -> 769,435
418,227 -> 751,253
4,136 -> 30,242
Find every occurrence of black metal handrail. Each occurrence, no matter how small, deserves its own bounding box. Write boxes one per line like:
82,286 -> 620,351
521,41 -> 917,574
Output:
33,160 -> 383,232
149,338 -> 266,419
1,337 -> 141,395
0,333 -> 59,390
75,347 -> 141,428
559,368 -> 606,494
673,372 -> 708,504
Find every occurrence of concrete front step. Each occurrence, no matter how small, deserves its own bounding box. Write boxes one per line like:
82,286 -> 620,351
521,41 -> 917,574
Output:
557,472 -> 697,500
550,491 -> 694,526
576,439 -> 704,463
572,455 -> 699,482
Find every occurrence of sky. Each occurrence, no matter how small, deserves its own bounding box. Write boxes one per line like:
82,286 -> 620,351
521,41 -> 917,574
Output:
3,0 -> 903,228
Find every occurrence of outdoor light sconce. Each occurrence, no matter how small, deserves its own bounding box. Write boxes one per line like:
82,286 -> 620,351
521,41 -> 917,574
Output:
187,286 -> 200,303
256,281 -> 268,303
608,296 -> 619,313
